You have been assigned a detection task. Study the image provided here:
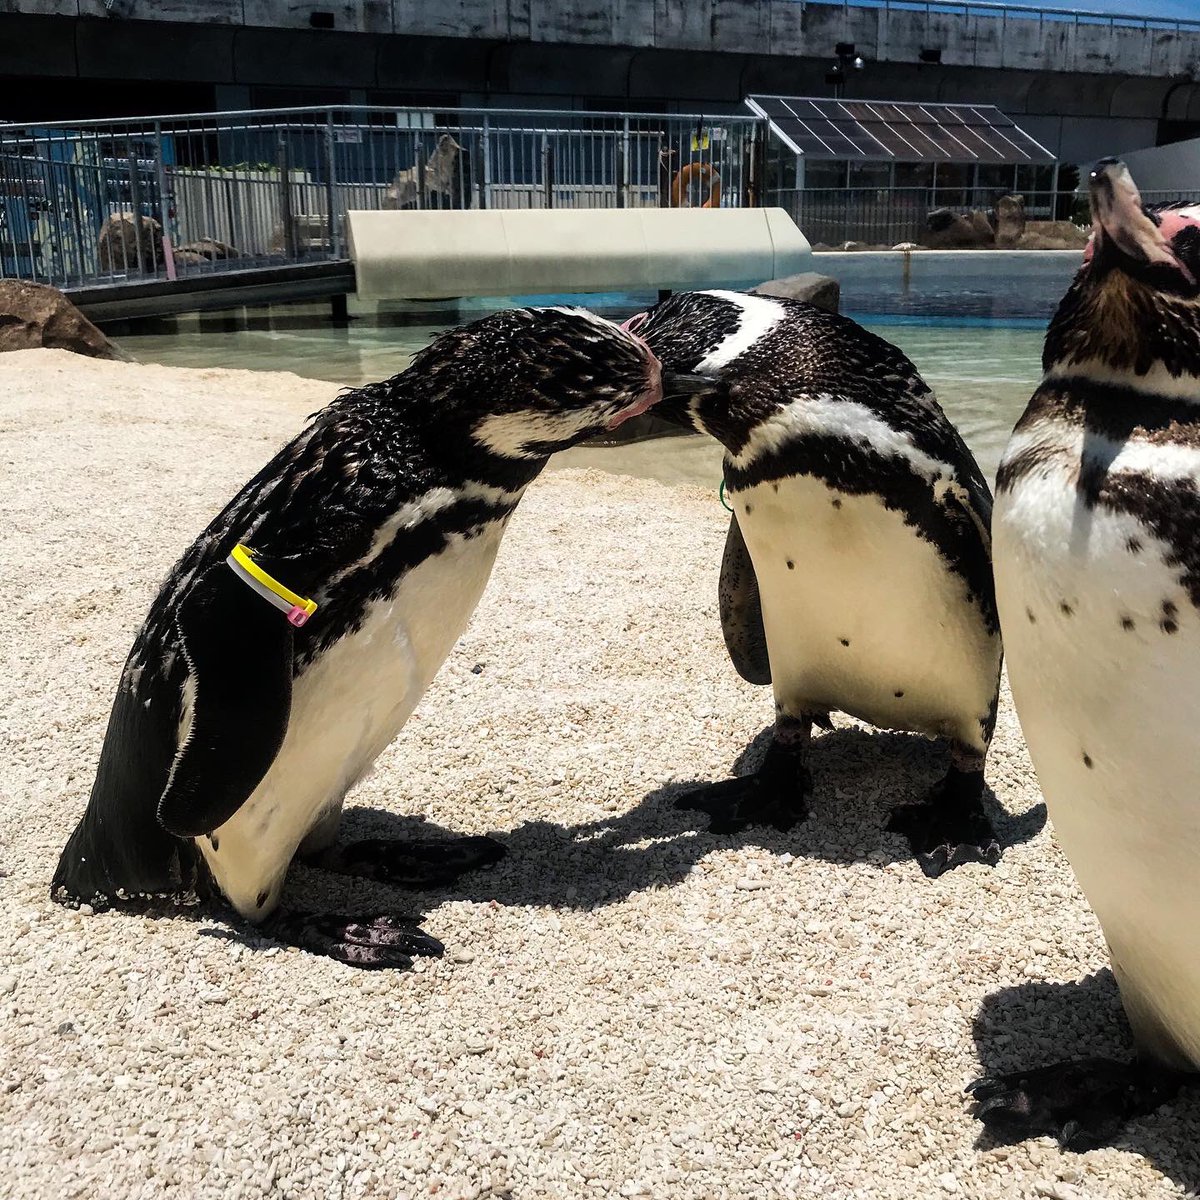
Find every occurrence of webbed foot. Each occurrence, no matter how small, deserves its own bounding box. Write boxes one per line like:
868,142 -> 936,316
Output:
264,909 -> 445,969
967,1057 -> 1189,1150
887,765 -> 1000,878
310,834 -> 505,889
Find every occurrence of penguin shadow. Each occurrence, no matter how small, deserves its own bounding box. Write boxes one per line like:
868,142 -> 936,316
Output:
657,722 -> 1047,869
262,721 -> 1047,926
971,973 -> 1200,1188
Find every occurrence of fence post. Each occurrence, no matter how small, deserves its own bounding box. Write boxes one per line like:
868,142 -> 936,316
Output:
543,136 -> 555,209
153,121 -> 176,280
481,115 -> 491,210
324,109 -> 338,258
617,117 -> 629,209
277,135 -> 297,259
657,139 -> 672,208
415,134 -> 426,210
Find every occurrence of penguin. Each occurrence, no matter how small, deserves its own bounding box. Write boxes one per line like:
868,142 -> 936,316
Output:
51,306 -> 663,968
971,161 -> 1200,1145
628,290 -> 1003,876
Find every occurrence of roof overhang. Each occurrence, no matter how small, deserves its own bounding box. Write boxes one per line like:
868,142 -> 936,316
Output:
746,95 -> 1056,165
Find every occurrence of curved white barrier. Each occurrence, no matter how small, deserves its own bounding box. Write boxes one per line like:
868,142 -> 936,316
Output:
346,207 -> 812,300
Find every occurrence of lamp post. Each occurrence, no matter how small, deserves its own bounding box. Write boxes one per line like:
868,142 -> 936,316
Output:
826,43 -> 865,100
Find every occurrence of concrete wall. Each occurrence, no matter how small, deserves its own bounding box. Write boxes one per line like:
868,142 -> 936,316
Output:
3,1 -> 1198,79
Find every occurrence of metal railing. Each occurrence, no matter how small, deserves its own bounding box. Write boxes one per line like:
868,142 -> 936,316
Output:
805,0 -> 1200,35
0,106 -> 766,291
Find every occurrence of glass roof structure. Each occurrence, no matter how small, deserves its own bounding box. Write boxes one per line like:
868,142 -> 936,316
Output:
745,96 -> 1056,165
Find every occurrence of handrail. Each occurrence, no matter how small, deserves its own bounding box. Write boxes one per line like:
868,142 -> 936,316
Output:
0,104 -> 763,138
803,0 -> 1200,34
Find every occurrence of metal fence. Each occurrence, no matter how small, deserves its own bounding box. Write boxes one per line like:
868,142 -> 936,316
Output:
772,186 -> 1195,248
0,106 -> 766,291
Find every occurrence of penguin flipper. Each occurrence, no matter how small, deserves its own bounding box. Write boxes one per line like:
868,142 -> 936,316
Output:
157,564 -> 294,838
718,512 -> 772,686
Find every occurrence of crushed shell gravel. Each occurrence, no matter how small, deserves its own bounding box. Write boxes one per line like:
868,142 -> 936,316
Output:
1,349 -> 1197,1199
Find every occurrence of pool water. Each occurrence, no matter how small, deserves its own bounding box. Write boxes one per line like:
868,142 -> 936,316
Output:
115,304 -> 1045,490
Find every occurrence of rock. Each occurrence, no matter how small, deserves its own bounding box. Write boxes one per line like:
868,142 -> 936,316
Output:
172,249 -> 209,268
0,280 -> 121,359
923,207 -> 994,249
994,194 -> 1026,248
1017,221 -> 1090,250
96,211 -> 163,274
177,237 -> 241,261
750,271 -> 841,312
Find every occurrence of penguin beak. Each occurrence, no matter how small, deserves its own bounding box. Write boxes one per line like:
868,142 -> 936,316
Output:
1088,159 -> 1195,284
661,370 -> 716,397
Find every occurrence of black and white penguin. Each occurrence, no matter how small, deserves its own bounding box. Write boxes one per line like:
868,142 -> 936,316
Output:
629,290 -> 1003,876
972,162 -> 1200,1144
51,306 -> 663,968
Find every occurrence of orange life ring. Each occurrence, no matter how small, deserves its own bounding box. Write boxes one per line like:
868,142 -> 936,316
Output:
671,162 -> 722,208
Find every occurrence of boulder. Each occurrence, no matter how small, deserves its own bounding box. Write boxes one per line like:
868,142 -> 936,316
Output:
0,280 -> 121,359
173,249 -> 209,268
178,237 -> 242,261
97,211 -> 163,274
751,271 -> 840,312
923,208 -> 994,249
994,194 -> 1026,248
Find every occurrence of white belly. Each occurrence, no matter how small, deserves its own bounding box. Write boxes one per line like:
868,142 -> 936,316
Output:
995,465 -> 1200,1067
198,523 -> 507,918
735,475 -> 999,749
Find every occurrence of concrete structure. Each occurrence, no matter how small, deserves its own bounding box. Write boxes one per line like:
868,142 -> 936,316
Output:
346,206 -> 812,299
2,2 -> 1200,164
1120,136 -> 1200,193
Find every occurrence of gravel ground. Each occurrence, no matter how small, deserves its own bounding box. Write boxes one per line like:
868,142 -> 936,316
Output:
2,349 -> 1197,1200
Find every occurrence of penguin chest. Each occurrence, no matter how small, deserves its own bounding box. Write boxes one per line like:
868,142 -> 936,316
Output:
734,473 -> 997,748
197,522 -> 508,918
994,458 -> 1200,1066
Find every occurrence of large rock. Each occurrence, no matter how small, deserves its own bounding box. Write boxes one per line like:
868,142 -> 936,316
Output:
97,211 -> 163,274
923,207 -> 994,249
178,237 -> 242,261
0,280 -> 121,359
750,271 -> 840,312
994,194 -> 1026,248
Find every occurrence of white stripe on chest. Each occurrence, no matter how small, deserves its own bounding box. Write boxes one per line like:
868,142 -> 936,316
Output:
197,518 -> 508,918
736,473 -> 998,748
994,433 -> 1200,1068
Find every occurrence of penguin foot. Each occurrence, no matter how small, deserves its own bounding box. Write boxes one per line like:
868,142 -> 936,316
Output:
265,909 -> 445,970
967,1057 -> 1190,1150
886,766 -> 1000,878
310,834 -> 506,889
674,771 -> 811,834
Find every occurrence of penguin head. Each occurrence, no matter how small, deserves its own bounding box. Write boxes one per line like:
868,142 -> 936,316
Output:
625,290 -> 751,376
408,306 -> 663,458
1045,160 -> 1200,378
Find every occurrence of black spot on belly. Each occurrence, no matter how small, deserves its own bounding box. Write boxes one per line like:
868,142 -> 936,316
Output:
256,890 -> 269,909
786,559 -> 795,570
839,638 -> 850,647
1060,601 -> 1074,617
831,498 -> 843,509
1082,752 -> 1094,769
1163,599 -> 1179,620
1121,616 -> 1135,631
1162,618 -> 1179,634
1026,607 -> 1036,624
773,483 -> 779,493
1126,537 -> 1143,555
745,504 -> 753,515
894,690 -> 904,698
207,834 -> 220,851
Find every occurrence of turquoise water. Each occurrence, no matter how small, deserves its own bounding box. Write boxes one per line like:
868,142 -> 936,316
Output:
115,302 -> 1045,488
